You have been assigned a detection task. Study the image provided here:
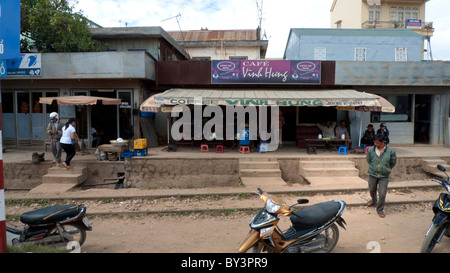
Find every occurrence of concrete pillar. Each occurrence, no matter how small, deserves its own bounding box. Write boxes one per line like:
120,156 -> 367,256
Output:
429,94 -> 441,145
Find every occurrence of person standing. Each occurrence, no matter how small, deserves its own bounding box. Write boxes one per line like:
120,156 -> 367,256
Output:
46,112 -> 63,166
366,133 -> 397,218
60,118 -> 78,169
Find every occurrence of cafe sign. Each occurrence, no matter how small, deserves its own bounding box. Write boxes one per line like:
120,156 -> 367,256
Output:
162,98 -> 372,107
211,60 -> 321,84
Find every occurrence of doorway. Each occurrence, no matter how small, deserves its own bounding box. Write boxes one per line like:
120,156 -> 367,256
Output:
414,95 -> 431,143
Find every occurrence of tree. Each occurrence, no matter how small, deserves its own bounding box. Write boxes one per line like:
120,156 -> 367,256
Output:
20,0 -> 107,53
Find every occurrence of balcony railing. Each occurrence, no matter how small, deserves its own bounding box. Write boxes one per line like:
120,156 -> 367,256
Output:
362,20 -> 434,32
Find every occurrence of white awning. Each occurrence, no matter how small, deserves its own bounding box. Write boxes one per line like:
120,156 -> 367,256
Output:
154,88 -> 394,112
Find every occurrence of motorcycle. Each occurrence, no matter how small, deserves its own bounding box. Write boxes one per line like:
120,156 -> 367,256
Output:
421,164 -> 450,253
6,203 -> 92,249
238,188 -> 346,253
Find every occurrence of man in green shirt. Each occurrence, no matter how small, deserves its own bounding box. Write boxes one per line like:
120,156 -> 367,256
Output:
366,133 -> 397,218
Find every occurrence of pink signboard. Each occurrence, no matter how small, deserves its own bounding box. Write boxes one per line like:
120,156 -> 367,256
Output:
211,60 -> 321,84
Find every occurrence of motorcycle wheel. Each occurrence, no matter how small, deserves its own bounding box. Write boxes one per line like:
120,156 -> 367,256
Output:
49,223 -> 87,248
321,223 -> 340,253
421,224 -> 445,253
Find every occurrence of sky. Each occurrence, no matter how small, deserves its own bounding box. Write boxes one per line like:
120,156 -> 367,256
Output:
74,0 -> 450,60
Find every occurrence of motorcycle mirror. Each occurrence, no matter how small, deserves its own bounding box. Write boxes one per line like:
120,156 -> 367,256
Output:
297,199 -> 309,205
437,165 -> 446,172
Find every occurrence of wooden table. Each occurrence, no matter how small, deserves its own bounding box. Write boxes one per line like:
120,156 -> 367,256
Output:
305,138 -> 351,154
98,144 -> 127,160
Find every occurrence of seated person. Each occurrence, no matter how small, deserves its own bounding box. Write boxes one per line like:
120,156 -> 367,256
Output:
239,123 -> 251,146
361,124 -> 375,146
315,121 -> 336,139
335,120 -> 350,140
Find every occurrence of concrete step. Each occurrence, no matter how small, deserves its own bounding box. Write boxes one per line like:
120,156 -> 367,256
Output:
240,177 -> 288,187
302,167 -> 359,177
304,176 -> 368,188
240,169 -> 281,177
46,166 -> 87,175
300,160 -> 355,169
42,173 -> 87,185
28,183 -> 78,194
421,158 -> 450,179
239,161 -> 279,169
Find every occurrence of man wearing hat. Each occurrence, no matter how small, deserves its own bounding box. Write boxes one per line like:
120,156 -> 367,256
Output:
377,123 -> 390,144
46,112 -> 64,166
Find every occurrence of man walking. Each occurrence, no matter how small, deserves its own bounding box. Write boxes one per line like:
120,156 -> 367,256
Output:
366,133 -> 397,218
47,112 -> 63,166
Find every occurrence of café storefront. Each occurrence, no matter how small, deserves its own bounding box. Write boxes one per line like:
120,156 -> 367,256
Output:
153,60 -> 394,148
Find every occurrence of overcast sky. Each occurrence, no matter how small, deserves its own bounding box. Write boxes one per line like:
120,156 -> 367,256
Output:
75,0 -> 450,60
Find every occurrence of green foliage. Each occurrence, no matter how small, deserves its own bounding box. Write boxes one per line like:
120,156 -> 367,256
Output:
20,0 -> 107,53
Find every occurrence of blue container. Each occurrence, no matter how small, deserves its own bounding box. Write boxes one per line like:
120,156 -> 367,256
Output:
121,150 -> 133,158
140,111 -> 155,118
134,148 -> 148,156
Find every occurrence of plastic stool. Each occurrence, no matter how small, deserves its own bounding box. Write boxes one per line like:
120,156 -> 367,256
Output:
361,144 -> 367,151
338,146 -> 348,155
215,145 -> 224,153
200,144 -> 209,152
239,146 -> 250,154
259,143 -> 268,153
365,146 -> 371,154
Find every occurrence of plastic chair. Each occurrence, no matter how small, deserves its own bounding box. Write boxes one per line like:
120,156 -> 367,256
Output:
239,146 -> 250,154
365,146 -> 372,154
215,145 -> 224,153
338,146 -> 348,155
200,144 -> 209,152
259,143 -> 268,153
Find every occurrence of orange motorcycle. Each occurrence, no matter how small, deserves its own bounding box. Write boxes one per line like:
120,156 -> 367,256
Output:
239,188 -> 346,253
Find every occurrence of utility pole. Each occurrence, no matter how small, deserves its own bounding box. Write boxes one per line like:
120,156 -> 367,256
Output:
0,0 -> 21,253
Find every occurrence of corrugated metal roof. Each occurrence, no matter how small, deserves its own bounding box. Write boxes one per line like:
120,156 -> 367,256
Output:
168,29 -> 258,42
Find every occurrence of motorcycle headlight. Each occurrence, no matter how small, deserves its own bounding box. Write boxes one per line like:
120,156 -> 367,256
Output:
266,198 -> 282,214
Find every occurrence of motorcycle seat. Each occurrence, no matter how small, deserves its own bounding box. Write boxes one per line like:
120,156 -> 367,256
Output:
20,204 -> 81,225
290,201 -> 342,232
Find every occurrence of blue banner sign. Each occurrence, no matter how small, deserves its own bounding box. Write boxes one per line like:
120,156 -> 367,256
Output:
0,0 -> 21,60
6,53 -> 42,76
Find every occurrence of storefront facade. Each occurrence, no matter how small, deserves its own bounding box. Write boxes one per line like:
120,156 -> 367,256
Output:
1,51 -> 156,146
154,60 -> 450,147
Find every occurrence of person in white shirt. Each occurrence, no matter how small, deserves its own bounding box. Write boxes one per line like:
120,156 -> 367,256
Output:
60,118 -> 78,169
315,121 -> 336,139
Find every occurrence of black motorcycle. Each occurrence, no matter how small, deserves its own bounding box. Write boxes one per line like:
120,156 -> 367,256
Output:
6,204 -> 92,249
421,165 -> 450,253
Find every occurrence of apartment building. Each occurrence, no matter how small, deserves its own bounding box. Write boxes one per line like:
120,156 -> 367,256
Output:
167,29 -> 268,60
330,0 -> 434,37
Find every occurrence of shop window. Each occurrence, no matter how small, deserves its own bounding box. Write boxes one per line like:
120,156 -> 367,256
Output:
395,48 -> 407,62
355,48 -> 367,61
371,94 -> 411,123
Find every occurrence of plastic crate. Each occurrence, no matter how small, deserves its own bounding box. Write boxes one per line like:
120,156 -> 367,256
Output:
134,148 -> 148,156
134,138 -> 147,149
121,150 -> 133,158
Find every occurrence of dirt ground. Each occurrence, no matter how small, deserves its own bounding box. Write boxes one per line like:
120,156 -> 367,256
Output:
6,188 -> 450,253
80,204 -> 450,253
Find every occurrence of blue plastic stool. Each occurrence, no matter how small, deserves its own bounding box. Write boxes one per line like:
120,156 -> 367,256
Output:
361,144 -> 367,151
259,143 -> 268,153
338,146 -> 348,155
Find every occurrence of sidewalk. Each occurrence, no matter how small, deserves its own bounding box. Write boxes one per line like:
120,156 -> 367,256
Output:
3,143 -> 450,162
2,144 -> 449,205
